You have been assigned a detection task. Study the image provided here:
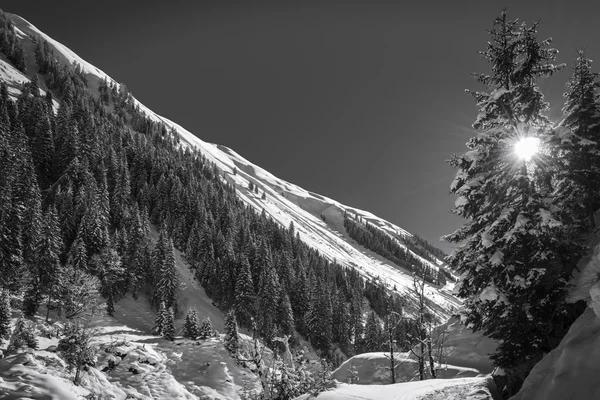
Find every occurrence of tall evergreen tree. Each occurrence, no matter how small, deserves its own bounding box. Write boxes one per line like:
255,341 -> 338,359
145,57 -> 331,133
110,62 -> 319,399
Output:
183,307 -> 201,339
554,49 -> 600,230
0,289 -> 11,345
152,301 -> 167,336
224,310 -> 239,354
152,229 -> 179,313
198,316 -> 213,340
163,307 -> 175,341
444,11 -> 585,389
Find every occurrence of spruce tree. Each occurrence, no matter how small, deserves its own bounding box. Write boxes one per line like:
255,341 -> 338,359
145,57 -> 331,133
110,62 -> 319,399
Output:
0,289 -> 11,345
183,308 -> 201,339
444,11 -> 585,388
198,316 -> 213,340
234,255 -> 255,327
163,307 -> 175,341
152,229 -> 179,313
224,310 -> 239,354
7,319 -> 38,353
152,301 -> 167,336
554,49 -> 600,230
364,311 -> 382,352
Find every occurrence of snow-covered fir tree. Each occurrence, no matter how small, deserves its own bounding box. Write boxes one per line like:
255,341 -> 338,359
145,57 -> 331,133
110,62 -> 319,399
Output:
445,11 -> 586,391
7,318 -> 38,354
163,307 -> 175,341
198,316 -> 213,340
152,301 -> 167,336
183,307 -> 201,339
224,310 -> 239,354
152,228 -> 179,314
553,49 -> 600,230
0,289 -> 11,345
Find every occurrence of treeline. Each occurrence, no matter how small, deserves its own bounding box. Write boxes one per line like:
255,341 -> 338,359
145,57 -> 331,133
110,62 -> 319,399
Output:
0,11 -> 414,364
343,213 -> 446,286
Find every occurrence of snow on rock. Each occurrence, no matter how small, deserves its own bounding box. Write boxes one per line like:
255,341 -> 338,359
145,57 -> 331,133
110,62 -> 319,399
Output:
569,232 -> 600,303
590,280 -> 600,319
512,307 -> 600,400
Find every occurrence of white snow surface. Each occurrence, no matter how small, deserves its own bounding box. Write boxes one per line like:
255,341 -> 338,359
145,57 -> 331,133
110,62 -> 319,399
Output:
5,13 -> 460,319
294,377 -> 496,400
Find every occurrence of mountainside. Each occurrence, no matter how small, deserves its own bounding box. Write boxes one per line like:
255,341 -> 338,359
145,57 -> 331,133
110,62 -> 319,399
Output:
5,12 -> 460,320
0,11 -> 483,400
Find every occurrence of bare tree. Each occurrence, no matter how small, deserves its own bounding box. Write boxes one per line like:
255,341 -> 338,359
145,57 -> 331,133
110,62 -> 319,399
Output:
384,310 -> 400,383
409,272 -> 427,380
237,319 -> 271,398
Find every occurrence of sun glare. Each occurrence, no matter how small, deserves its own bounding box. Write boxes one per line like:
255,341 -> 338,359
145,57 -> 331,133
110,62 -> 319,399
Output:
515,137 -> 540,161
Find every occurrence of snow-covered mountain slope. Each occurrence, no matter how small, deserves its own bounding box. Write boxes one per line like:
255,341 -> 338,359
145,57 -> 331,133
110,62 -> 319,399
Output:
6,13 -> 460,319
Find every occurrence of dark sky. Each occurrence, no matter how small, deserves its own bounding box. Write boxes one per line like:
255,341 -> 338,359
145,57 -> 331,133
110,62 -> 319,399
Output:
5,0 -> 600,252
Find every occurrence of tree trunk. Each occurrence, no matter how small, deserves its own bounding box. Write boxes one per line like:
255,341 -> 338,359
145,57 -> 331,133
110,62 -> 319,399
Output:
74,365 -> 81,385
45,294 -> 51,322
390,342 -> 396,384
427,336 -> 436,379
419,341 -> 425,380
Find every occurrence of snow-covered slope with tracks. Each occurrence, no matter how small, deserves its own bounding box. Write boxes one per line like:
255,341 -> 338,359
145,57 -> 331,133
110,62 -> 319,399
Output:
6,13 -> 461,319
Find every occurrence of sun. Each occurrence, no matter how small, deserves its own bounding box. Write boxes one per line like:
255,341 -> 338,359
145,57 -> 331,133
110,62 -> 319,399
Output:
514,137 -> 540,161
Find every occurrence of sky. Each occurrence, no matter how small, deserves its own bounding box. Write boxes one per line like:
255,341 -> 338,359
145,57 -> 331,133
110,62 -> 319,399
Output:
5,0 -> 600,252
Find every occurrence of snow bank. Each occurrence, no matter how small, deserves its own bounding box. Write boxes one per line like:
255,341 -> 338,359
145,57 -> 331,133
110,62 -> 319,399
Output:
512,307 -> 600,400
332,352 -> 481,385
295,377 -> 496,400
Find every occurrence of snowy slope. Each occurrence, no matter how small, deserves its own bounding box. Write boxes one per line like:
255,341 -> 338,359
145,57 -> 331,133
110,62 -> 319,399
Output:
5,13 -> 460,320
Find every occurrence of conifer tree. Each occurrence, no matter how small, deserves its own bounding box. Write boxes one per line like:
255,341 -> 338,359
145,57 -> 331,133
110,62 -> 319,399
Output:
38,207 -> 65,322
364,311 -> 382,352
7,319 -> 38,354
554,49 -> 600,230
163,307 -> 175,341
224,310 -> 239,354
234,255 -> 255,327
152,301 -> 167,336
198,316 -> 213,340
0,289 -> 11,345
183,308 -> 201,339
152,229 -> 179,313
445,11 -> 585,388
257,264 -> 281,342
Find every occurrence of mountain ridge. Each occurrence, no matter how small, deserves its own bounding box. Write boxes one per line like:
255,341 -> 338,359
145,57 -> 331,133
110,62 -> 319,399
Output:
5,11 -> 460,319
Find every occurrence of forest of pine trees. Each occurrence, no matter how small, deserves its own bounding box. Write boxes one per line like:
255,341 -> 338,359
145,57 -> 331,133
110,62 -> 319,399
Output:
445,10 -> 599,395
343,212 -> 447,285
0,9 -> 421,365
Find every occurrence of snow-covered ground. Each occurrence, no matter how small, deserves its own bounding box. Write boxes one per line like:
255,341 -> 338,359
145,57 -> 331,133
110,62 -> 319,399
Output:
6,13 -> 461,321
0,315 -> 260,400
332,352 -> 481,385
330,315 -> 497,386
295,377 -> 497,400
